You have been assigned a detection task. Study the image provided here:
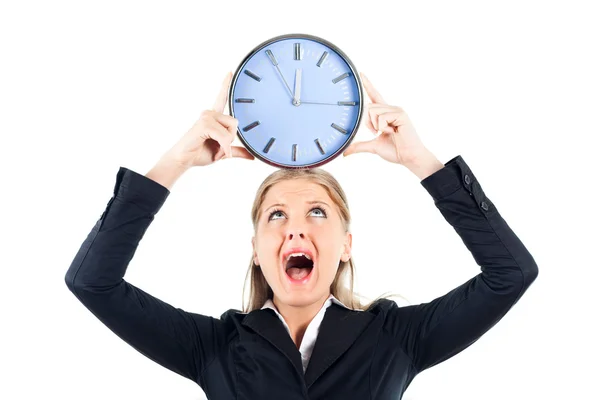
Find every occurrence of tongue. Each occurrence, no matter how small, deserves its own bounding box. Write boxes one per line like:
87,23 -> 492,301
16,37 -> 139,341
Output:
287,267 -> 311,280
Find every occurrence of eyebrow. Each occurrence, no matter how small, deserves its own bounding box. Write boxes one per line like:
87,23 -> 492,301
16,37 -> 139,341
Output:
263,200 -> 331,215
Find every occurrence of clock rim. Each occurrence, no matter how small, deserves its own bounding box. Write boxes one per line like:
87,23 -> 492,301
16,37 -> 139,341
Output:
228,33 -> 364,169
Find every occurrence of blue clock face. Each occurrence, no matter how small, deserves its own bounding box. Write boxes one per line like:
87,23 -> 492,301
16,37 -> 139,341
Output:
229,34 -> 363,168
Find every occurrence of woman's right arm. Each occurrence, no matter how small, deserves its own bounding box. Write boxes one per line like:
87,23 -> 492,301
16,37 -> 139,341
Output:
65,71 -> 255,382
65,161 -> 222,382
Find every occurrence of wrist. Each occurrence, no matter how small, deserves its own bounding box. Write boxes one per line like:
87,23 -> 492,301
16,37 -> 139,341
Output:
145,156 -> 189,190
405,150 -> 444,181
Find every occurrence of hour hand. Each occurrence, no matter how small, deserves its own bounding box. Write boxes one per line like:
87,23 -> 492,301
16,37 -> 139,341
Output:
293,68 -> 302,106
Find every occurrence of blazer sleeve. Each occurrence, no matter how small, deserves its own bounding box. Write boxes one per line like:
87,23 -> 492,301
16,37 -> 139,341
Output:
64,166 -> 225,382
389,155 -> 539,375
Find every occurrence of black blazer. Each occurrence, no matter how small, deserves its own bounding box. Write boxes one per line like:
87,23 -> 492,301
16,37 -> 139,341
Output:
65,155 -> 538,399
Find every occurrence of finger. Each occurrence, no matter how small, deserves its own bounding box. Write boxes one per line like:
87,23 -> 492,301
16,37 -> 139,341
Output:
217,146 -> 255,161
368,105 -> 393,132
211,112 -> 240,157
363,112 -> 377,135
360,72 -> 386,105
213,71 -> 233,113
377,111 -> 407,134
368,105 -> 405,133
343,138 -> 377,156
367,103 -> 401,113
207,118 -> 234,158
368,106 -> 379,132
231,146 -> 255,160
213,112 -> 239,137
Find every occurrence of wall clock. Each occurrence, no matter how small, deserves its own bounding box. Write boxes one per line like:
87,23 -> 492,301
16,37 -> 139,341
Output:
229,33 -> 364,169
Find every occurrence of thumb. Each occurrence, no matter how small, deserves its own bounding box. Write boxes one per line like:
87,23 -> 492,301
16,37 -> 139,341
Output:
343,139 -> 377,156
231,146 -> 255,160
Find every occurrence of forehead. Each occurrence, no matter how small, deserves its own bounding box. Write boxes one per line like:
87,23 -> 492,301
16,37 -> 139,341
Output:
264,179 -> 331,204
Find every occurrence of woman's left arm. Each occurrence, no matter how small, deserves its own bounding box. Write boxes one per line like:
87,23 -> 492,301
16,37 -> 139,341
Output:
345,73 -> 539,374
397,153 -> 538,374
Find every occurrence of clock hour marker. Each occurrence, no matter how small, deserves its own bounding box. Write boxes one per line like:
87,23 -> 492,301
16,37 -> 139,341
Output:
338,101 -> 357,106
292,144 -> 298,161
265,49 -> 278,66
263,137 -> 275,153
242,120 -> 260,132
331,123 -> 348,134
294,43 -> 301,60
314,138 -> 325,155
317,51 -> 329,67
235,98 -> 255,103
332,72 -> 350,84
244,69 -> 262,82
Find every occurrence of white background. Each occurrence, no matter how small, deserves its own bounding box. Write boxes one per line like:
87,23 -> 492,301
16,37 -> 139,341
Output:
1,0 -> 598,399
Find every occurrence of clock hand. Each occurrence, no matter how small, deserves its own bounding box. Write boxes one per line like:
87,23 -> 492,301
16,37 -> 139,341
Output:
301,101 -> 336,105
300,101 -> 359,106
265,49 -> 294,98
293,69 -> 302,106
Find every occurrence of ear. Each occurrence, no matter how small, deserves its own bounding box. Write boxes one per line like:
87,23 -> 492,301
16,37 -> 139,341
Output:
252,236 -> 259,265
340,232 -> 353,262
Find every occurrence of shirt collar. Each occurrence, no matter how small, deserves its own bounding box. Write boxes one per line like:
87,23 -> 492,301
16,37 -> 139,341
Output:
261,293 -> 356,312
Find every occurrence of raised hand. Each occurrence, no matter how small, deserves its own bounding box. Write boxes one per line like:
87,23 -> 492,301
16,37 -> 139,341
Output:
163,72 -> 255,168
343,73 -> 430,167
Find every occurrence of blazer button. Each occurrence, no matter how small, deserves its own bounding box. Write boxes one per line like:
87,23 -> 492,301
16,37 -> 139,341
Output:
464,174 -> 471,185
481,201 -> 489,211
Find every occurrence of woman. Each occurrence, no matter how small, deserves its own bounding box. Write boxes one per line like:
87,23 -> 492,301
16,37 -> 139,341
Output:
65,71 -> 538,399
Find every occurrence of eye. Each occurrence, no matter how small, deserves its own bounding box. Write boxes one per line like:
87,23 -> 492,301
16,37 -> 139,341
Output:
310,207 -> 327,217
268,209 -> 284,221
267,207 -> 328,221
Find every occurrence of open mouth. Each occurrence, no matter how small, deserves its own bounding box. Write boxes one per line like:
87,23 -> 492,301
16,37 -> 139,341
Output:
285,253 -> 314,282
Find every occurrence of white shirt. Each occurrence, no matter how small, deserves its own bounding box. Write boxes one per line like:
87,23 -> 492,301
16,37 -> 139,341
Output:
261,294 -> 360,373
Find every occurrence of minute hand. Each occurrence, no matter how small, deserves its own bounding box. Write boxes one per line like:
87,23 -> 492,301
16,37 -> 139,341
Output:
265,49 -> 294,98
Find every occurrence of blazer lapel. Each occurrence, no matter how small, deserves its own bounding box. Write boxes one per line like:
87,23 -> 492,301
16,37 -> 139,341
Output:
242,309 -> 304,377
241,302 -> 375,389
304,303 -> 375,388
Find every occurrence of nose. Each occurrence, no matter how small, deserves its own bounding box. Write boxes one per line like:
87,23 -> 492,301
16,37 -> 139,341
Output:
286,230 -> 305,241
285,213 -> 308,241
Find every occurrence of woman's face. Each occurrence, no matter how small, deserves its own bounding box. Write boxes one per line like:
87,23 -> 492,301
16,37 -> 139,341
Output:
252,178 -> 352,308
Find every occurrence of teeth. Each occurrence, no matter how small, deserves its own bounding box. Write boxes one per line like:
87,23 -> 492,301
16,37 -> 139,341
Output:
286,252 -> 311,261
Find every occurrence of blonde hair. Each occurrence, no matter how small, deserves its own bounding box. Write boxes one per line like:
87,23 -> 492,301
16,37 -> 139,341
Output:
241,167 -> 406,313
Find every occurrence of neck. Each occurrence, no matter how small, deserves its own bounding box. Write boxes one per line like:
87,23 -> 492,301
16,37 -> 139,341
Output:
273,292 -> 330,349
